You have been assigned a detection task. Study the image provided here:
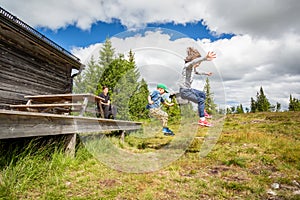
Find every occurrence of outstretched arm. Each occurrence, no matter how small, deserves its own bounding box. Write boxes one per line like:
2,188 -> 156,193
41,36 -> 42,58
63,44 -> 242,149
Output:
194,71 -> 213,76
185,51 -> 216,68
164,101 -> 174,106
193,51 -> 216,75
148,95 -> 154,105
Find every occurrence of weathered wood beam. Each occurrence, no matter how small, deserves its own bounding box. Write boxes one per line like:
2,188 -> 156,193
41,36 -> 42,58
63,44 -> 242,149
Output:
0,110 -> 142,140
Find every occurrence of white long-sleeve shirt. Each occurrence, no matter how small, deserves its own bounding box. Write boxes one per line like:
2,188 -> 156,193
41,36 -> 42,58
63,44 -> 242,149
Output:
178,57 -> 207,89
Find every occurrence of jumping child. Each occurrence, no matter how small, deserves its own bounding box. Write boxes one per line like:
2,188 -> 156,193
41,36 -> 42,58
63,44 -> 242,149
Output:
146,83 -> 175,136
178,47 -> 216,127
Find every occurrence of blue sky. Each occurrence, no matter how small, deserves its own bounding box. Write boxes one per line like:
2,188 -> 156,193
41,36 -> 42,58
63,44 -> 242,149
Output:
37,20 -> 127,50
1,0 -> 299,110
37,21 -> 234,51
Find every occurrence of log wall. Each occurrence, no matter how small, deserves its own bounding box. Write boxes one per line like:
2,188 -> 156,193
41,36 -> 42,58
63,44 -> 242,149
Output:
0,7 -> 82,108
0,41 -> 72,106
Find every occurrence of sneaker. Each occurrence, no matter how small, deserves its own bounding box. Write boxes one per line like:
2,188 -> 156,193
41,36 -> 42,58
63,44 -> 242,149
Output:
198,119 -> 212,127
162,127 -> 175,136
204,111 -> 212,119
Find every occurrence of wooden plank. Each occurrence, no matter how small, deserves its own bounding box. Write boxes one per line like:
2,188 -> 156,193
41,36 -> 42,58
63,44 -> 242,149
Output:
10,103 -> 82,108
25,93 -> 104,100
0,67 -> 67,90
25,93 -> 105,103
0,44 -> 72,83
0,110 -> 142,139
0,68 -> 70,94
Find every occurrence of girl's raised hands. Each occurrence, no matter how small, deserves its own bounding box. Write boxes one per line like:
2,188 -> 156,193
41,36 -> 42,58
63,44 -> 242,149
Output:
206,51 -> 216,61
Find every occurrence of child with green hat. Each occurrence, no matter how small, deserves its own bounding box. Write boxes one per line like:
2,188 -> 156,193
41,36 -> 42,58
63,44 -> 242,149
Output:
146,83 -> 175,136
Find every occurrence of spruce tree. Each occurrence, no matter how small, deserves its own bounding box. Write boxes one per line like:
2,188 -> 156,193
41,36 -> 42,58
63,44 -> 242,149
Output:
73,70 -> 85,94
129,78 -> 150,120
73,56 -> 102,94
74,38 -> 115,95
226,107 -> 232,114
289,94 -> 300,111
276,102 -> 281,112
96,38 -> 116,95
236,104 -> 244,114
256,86 -> 271,112
250,97 -> 257,113
203,77 -> 217,114
230,106 -> 236,113
164,93 -> 181,123
101,52 -> 140,120
98,38 -> 115,68
127,50 -> 150,120
240,104 -> 244,113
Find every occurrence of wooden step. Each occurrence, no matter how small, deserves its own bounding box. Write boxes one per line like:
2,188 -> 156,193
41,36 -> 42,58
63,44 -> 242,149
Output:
10,103 -> 83,108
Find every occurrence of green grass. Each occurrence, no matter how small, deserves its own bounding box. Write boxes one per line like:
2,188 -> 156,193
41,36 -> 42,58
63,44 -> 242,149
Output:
0,112 -> 300,199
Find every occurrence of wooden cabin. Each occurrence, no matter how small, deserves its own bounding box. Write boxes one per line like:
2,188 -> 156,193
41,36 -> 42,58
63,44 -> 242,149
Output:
0,7 -> 83,109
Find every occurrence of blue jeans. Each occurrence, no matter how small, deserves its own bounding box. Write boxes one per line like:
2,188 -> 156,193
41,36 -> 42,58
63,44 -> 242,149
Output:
180,88 -> 206,118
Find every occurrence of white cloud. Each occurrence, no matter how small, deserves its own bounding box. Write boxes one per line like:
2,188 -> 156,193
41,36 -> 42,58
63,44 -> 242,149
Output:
1,0 -> 299,39
201,33 -> 300,109
71,43 -> 103,64
204,0 -> 300,39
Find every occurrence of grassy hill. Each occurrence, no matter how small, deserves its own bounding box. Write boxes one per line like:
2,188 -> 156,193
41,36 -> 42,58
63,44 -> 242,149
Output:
0,112 -> 299,199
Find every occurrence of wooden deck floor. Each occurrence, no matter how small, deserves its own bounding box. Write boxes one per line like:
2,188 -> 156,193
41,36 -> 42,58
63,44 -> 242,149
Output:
0,109 -> 142,139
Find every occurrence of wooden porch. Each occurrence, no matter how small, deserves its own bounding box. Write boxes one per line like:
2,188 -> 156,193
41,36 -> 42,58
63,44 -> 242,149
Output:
0,109 -> 142,140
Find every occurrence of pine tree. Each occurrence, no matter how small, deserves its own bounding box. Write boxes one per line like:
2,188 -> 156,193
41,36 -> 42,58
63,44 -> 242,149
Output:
289,94 -> 300,111
250,97 -> 257,113
73,70 -> 85,94
127,51 -> 151,120
102,52 -> 141,120
250,86 -> 271,113
276,102 -> 281,112
73,38 -> 115,95
129,78 -> 150,120
98,56 -> 126,93
98,38 -> 115,68
164,93 -> 181,123
236,104 -> 244,114
96,38 -> 116,95
203,77 -> 217,114
289,95 -> 294,111
226,107 -> 232,114
240,104 -> 244,113
73,56 -> 102,94
256,86 -> 271,112
245,107 -> 250,113
230,106 -> 236,114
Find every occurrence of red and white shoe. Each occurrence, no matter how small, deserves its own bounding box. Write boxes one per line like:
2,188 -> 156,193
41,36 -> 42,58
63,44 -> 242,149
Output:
204,111 -> 212,119
198,119 -> 212,127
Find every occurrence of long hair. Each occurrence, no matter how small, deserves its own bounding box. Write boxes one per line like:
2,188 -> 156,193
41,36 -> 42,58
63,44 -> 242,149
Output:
184,47 -> 201,63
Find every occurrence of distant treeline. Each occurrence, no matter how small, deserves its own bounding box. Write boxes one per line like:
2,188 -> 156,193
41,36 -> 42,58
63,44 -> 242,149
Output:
227,86 -> 300,114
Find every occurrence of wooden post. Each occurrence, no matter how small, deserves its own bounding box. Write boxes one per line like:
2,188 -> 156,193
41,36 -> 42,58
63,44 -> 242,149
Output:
25,99 -> 34,112
65,133 -> 77,157
120,130 -> 125,143
66,97 -> 88,157
79,97 -> 89,116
